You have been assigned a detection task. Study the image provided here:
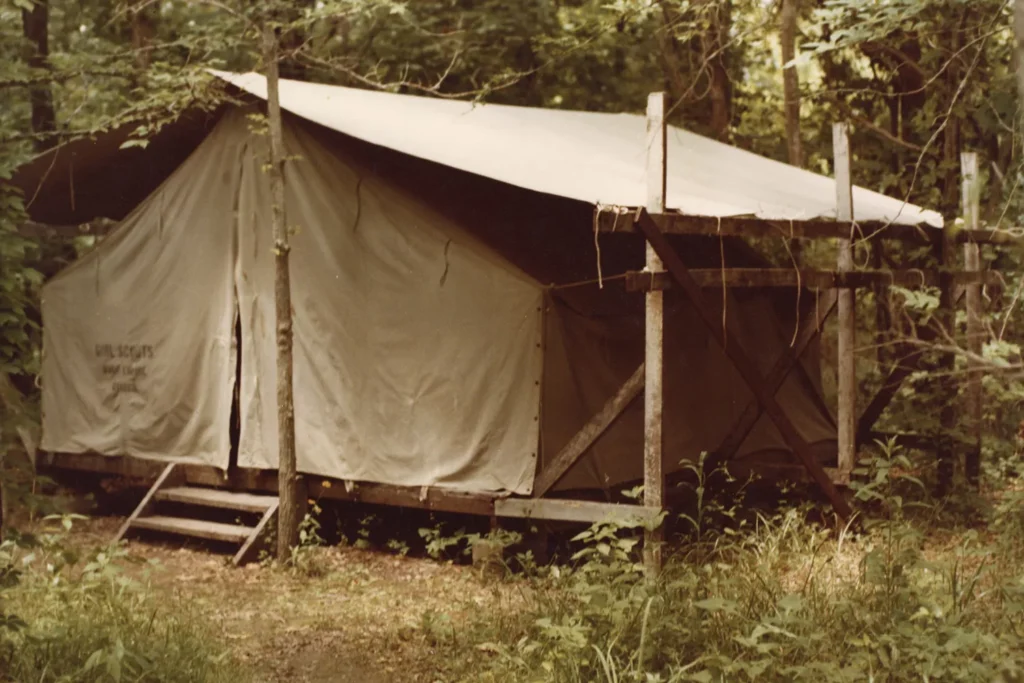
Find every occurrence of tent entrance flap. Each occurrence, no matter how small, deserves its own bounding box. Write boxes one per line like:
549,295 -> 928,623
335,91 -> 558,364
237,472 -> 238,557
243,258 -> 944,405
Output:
39,111 -> 248,469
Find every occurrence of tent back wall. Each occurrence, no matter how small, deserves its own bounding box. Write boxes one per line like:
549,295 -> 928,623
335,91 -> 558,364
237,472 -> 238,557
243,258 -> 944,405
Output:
14,108 -> 223,225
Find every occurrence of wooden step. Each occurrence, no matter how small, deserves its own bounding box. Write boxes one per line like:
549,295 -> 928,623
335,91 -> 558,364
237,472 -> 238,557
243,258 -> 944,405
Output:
155,486 -> 277,513
130,515 -> 254,544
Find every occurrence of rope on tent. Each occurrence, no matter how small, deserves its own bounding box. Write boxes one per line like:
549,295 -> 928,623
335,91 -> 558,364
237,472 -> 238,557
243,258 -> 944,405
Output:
439,239 -> 452,287
547,272 -> 630,291
350,176 -> 364,233
780,219 -> 803,348
717,215 -> 728,348
592,204 -> 607,288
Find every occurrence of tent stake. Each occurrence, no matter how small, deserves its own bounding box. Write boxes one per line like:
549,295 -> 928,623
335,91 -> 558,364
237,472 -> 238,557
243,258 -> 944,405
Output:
643,92 -> 667,575
833,123 -> 856,483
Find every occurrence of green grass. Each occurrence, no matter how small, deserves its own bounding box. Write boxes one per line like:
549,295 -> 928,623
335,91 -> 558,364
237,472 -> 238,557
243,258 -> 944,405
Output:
438,451 -> 1024,683
1,525 -> 237,683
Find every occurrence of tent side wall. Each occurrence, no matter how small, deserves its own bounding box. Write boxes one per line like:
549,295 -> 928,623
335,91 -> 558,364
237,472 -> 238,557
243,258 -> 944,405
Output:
540,284 -> 838,493
294,125 -> 840,493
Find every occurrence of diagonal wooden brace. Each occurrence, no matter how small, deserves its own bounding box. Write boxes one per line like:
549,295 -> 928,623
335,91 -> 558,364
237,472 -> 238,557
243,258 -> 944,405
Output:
533,363 -> 646,497
634,209 -> 853,520
856,287 -> 966,443
713,290 -> 839,465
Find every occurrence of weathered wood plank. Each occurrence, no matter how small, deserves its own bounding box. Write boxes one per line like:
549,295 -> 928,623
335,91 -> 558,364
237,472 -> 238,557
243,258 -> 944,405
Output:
955,229 -> 1021,245
961,152 -> 983,486
533,363 -> 645,496
597,211 -> 938,244
643,91 -> 667,574
936,218 -> 957,495
713,289 -> 839,464
856,346 -> 927,441
834,123 -> 856,482
233,500 -> 279,566
622,268 -> 997,291
114,462 -> 179,543
131,515 -> 253,543
495,498 -> 659,526
634,208 -> 854,520
42,453 -> 496,517
156,486 -> 277,513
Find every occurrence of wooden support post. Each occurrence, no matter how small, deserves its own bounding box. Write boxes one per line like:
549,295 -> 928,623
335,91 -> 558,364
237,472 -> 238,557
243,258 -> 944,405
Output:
635,210 -> 853,521
834,123 -> 856,483
871,241 -> 891,367
936,215 -> 957,496
643,92 -> 666,575
961,152 -> 983,486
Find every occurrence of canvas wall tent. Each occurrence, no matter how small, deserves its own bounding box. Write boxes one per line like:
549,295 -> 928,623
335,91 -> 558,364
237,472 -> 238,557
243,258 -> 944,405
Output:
15,72 -> 942,508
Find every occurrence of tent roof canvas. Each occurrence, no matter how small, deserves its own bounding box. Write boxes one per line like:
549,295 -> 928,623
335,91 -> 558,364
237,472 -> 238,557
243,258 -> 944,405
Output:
211,70 -> 943,228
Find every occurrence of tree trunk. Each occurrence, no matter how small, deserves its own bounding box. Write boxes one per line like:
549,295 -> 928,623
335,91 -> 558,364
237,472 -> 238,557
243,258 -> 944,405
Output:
703,0 -> 732,140
21,0 -> 55,150
263,22 -> 303,561
1016,0 -> 1024,137
129,0 -> 156,71
780,0 -> 802,167
780,0 -> 802,265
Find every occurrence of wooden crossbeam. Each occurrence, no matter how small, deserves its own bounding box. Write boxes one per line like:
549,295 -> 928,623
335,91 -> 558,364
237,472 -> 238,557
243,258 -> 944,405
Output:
532,364 -> 645,497
495,498 -> 659,526
623,268 -> 998,291
598,211 -> 938,244
43,452 -> 497,517
633,209 -> 853,520
855,284 -> 967,442
712,290 -> 839,464
956,229 -> 1021,245
856,345 -> 927,441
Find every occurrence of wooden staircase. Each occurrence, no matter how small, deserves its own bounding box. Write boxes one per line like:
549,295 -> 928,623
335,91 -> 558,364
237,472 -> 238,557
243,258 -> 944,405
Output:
114,464 -> 279,566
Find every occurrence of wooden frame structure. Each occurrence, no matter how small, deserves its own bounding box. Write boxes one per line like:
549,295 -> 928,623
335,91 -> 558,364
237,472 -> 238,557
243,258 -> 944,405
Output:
28,93 -> 1003,573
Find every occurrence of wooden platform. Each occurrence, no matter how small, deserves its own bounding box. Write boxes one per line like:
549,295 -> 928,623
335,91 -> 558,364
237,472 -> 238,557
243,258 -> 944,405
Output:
41,452 -> 678,530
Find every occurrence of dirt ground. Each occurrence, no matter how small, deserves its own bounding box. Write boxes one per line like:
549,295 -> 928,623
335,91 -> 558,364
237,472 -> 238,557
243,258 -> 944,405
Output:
57,515 -> 522,683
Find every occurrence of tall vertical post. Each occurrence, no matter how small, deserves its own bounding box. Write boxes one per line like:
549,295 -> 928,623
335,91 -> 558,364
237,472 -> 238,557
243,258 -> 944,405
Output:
936,218 -> 957,495
961,152 -> 983,486
643,92 -> 666,575
264,21 -> 303,559
833,123 -> 856,482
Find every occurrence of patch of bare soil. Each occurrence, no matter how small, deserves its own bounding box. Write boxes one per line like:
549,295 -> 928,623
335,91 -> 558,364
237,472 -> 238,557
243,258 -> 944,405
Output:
57,516 -> 522,682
